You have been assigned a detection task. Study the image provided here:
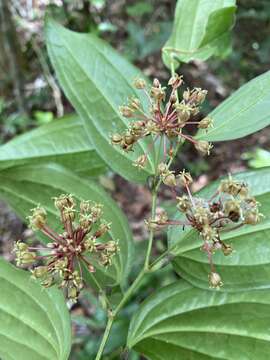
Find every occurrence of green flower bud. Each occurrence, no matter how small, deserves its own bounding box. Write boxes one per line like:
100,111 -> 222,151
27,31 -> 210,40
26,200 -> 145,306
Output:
163,173 -> 177,187
193,207 -> 210,225
119,105 -> 133,118
28,206 -> 47,230
198,117 -> 213,129
244,209 -> 262,225
31,266 -> 48,279
68,286 -> 79,302
176,195 -> 191,212
222,243 -> 233,256
178,170 -> 193,186
133,155 -> 147,169
133,78 -> 146,89
158,162 -> 168,175
195,140 -> 213,156
111,133 -> 123,145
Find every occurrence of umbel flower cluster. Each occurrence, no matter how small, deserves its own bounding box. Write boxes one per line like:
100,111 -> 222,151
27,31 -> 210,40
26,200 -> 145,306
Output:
13,194 -> 118,302
149,172 -> 263,289
111,75 -> 213,169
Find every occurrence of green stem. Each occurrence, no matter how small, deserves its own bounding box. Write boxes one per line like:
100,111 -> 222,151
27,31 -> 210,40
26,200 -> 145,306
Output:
95,313 -> 114,360
95,68 -> 181,359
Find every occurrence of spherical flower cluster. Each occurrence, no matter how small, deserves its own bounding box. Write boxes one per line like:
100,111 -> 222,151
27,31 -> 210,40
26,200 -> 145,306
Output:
13,194 -> 118,302
148,173 -> 263,289
111,75 -> 213,169
178,175 -> 263,288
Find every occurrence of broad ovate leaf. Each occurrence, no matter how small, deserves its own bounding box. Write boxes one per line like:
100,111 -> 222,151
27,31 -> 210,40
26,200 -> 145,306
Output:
197,71 -> 270,141
168,168 -> 270,291
162,0 -> 236,67
0,114 -> 106,177
46,18 -> 155,183
128,280 -> 270,360
0,163 -> 133,288
0,257 -> 71,360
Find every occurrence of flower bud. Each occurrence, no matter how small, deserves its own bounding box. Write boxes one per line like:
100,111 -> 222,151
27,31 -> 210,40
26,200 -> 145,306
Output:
193,88 -> 207,104
201,225 -> 218,241
124,133 -> 136,145
208,272 -> 223,289
133,154 -> 147,169
133,78 -> 146,89
198,117 -> 213,129
19,252 -> 36,265
193,207 -> 210,225
62,206 -> 76,222
163,173 -> 177,187
28,206 -> 47,230
129,97 -> 140,110
91,204 -> 103,222
178,170 -> 193,186
176,196 -> 191,212
153,78 -> 160,88
244,209 -> 262,225
168,74 -> 183,87
222,243 -> 233,256
119,105 -> 133,118
111,133 -> 122,145
194,140 -> 213,156
158,162 -> 168,175
68,286 -> 79,302
54,194 -> 76,211
80,213 -> 92,231
94,222 -> 111,238
31,266 -> 48,279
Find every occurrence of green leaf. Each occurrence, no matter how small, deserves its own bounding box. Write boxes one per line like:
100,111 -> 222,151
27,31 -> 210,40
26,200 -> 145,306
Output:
243,148 -> 270,169
128,280 -> 270,359
0,163 -> 134,287
0,113 -> 106,177
162,0 -> 236,67
197,71 -> 270,141
46,18 -> 155,184
0,257 -> 71,360
168,168 -> 270,291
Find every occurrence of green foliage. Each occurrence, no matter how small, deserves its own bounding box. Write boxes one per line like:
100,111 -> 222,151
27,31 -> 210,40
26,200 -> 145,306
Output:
0,163 -> 134,288
0,258 -> 71,360
163,0 -> 236,68
243,148 -> 270,169
128,280 -> 270,359
168,168 -> 270,291
126,2 -> 153,17
45,18 -> 156,184
196,71 -> 270,141
0,114 -> 106,177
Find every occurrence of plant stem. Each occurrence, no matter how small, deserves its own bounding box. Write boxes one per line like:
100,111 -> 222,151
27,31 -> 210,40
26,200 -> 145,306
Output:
94,124 -> 182,360
95,313 -> 114,360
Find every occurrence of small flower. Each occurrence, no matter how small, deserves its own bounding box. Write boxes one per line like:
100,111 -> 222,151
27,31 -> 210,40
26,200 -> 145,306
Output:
162,173 -> 177,187
198,117 -> 213,130
208,272 -> 223,289
133,78 -> 146,89
176,195 -> 191,212
28,206 -> 47,230
178,170 -> 193,186
195,140 -> 213,155
133,154 -> 147,169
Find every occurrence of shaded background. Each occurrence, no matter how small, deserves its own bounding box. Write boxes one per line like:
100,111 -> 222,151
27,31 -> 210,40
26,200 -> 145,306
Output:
0,1 -> 270,359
